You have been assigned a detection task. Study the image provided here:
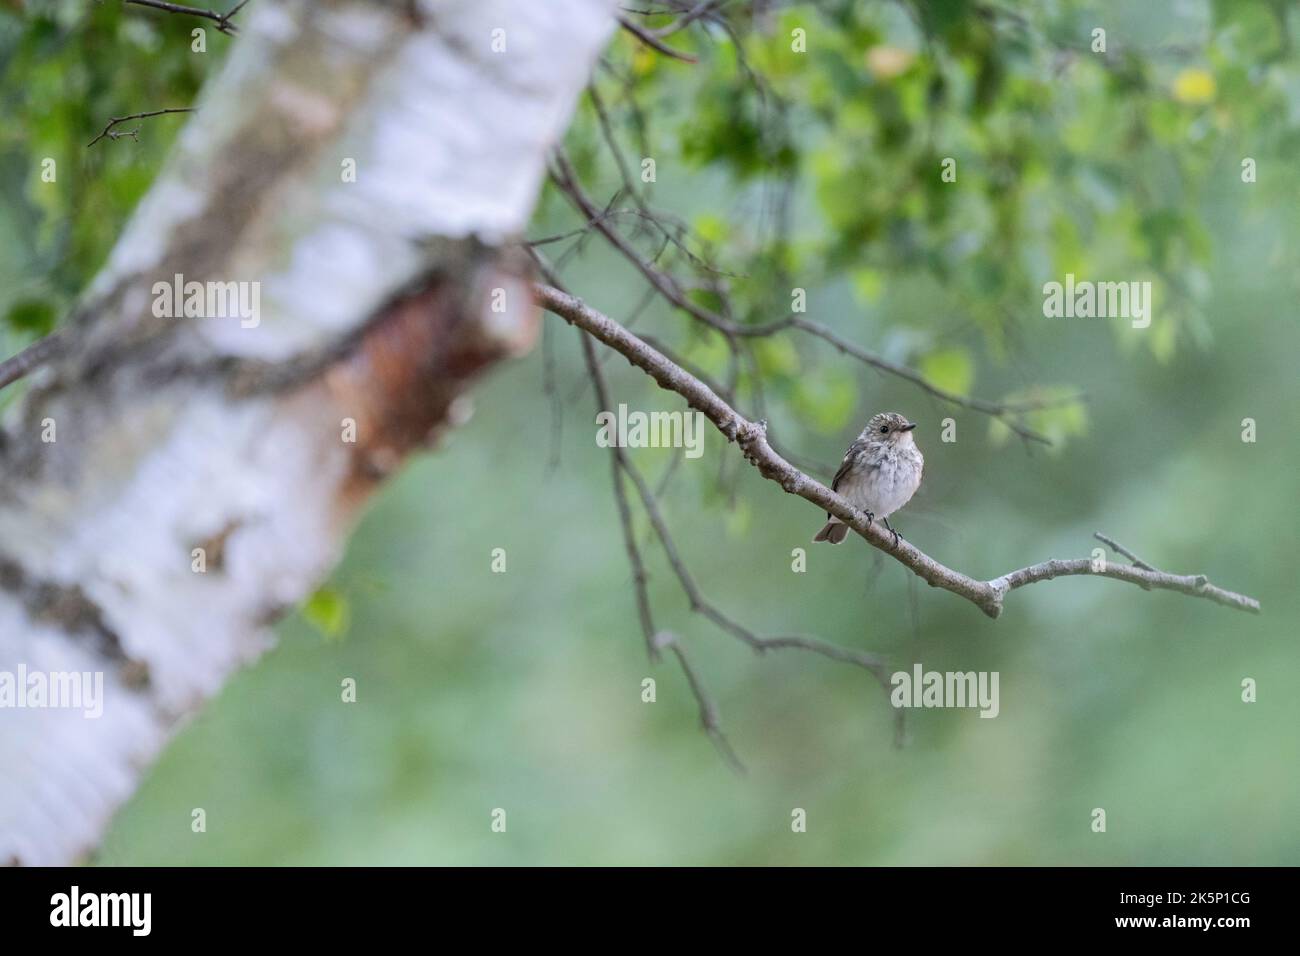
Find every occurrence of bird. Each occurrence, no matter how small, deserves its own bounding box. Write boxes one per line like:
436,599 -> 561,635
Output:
813,411 -> 923,547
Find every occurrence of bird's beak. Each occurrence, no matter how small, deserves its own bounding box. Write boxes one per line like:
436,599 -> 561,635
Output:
901,422 -> 917,431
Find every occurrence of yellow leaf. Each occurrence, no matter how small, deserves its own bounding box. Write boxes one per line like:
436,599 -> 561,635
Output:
1172,69 -> 1215,105
631,45 -> 657,77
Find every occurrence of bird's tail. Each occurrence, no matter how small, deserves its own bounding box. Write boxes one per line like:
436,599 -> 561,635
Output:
812,520 -> 850,544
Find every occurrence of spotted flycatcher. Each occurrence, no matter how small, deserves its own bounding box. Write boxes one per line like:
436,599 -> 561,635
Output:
813,411 -> 923,546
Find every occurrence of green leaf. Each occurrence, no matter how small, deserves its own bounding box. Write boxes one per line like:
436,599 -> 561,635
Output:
694,213 -> 728,246
850,267 -> 884,304
303,587 -> 350,641
3,298 -> 58,335
919,347 -> 973,396
752,336 -> 802,377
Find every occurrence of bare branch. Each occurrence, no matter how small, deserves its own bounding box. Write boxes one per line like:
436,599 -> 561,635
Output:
642,1 -> 722,38
124,0 -> 247,36
634,330 -> 832,478
616,15 -> 698,63
1093,532 -> 1157,572
587,83 -> 651,216
578,317 -> 745,772
535,283 -> 1262,619
659,633 -> 748,774
577,329 -> 658,662
86,108 -> 194,148
0,332 -> 68,392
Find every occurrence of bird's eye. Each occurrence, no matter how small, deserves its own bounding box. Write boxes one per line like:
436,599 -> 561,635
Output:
879,426 -> 889,433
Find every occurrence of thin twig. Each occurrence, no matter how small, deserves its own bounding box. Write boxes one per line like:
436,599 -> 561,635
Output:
546,253 -> 745,768
646,0 -> 721,38
616,15 -> 698,63
125,0 -> 247,35
0,332 -> 68,391
540,312 -> 564,474
578,314 -> 746,772
1093,532 -> 1157,572
576,329 -> 659,661
662,635 -> 748,774
587,84 -> 651,216
86,108 -> 194,148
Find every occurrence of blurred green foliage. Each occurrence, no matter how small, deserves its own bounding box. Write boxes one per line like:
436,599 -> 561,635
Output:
0,1 -> 1295,864
0,0 -> 219,384
554,0 -> 1300,446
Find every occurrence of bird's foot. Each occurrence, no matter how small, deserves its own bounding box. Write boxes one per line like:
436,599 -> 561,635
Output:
882,516 -> 901,549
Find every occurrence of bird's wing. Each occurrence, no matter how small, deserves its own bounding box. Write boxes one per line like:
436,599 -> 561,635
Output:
831,438 -> 866,491
826,438 -> 867,519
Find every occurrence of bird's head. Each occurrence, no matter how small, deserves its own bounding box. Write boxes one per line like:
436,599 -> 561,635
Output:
865,411 -> 917,445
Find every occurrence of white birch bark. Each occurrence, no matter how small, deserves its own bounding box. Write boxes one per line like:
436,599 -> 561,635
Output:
0,0 -> 615,866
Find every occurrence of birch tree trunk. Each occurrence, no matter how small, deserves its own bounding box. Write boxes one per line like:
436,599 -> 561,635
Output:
0,0 -> 615,866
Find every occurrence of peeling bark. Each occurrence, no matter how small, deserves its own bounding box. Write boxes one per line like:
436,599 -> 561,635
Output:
0,0 -> 615,866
